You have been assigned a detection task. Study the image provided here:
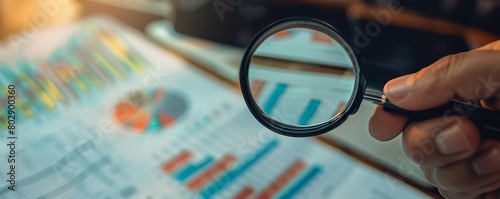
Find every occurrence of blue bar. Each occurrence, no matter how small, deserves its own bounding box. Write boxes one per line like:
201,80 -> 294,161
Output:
263,84 -> 287,115
174,157 -> 214,182
298,99 -> 321,125
200,140 -> 279,199
277,165 -> 322,199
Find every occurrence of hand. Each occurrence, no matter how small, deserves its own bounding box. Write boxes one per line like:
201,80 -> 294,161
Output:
369,40 -> 500,199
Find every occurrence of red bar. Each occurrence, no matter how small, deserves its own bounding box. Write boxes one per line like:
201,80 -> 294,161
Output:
256,160 -> 306,199
161,151 -> 192,173
187,154 -> 237,191
274,30 -> 290,38
334,101 -> 347,116
312,32 -> 334,45
233,186 -> 255,199
251,80 -> 266,100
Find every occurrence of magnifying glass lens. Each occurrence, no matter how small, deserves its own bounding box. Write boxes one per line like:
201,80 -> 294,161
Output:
247,26 -> 358,128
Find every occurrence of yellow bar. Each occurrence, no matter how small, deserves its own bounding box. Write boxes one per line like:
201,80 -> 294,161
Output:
43,80 -> 66,103
99,34 -> 143,73
39,92 -> 55,110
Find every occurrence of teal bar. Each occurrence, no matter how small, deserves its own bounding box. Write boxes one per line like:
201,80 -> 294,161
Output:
200,140 -> 279,199
263,84 -> 287,115
277,165 -> 322,199
298,99 -> 321,125
174,156 -> 214,182
0,64 -> 15,81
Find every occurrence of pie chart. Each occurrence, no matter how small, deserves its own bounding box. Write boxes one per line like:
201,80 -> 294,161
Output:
113,88 -> 188,132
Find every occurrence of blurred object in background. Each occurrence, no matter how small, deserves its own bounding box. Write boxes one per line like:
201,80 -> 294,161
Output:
170,0 -> 499,90
173,0 -> 350,48
78,0 -> 167,31
375,0 -> 500,36
147,21 -> 243,82
0,0 -> 82,40
349,0 -> 500,88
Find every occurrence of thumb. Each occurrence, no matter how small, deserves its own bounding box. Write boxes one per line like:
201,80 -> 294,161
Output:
384,50 -> 500,110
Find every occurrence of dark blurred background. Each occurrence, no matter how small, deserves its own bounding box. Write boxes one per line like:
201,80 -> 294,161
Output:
172,0 -> 500,89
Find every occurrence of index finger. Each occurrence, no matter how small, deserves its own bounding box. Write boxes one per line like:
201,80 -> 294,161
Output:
474,40 -> 500,51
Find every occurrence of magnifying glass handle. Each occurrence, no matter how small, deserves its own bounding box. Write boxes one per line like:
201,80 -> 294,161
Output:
382,100 -> 500,140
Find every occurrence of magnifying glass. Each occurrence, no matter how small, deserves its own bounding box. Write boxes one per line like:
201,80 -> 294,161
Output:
239,17 -> 500,139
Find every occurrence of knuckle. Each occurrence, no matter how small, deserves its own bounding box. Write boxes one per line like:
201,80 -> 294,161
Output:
434,53 -> 466,78
412,53 -> 466,92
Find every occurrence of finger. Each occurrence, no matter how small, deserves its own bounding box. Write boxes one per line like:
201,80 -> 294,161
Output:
402,115 -> 480,167
422,140 -> 500,193
383,50 -> 500,111
369,105 -> 408,141
481,96 -> 500,110
475,40 -> 500,51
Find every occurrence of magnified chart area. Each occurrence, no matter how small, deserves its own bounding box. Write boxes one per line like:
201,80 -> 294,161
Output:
113,88 -> 188,132
248,27 -> 356,126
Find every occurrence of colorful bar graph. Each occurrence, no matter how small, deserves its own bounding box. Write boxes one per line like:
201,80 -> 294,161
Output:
200,140 -> 279,199
263,84 -> 287,115
233,186 -> 255,199
256,160 -> 306,199
0,27 -> 149,119
174,157 -> 214,182
277,165 -> 322,199
298,99 -> 321,125
161,151 -> 192,173
187,154 -> 237,191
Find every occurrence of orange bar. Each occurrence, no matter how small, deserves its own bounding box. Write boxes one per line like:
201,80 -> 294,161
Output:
312,31 -> 333,45
274,30 -> 290,38
251,80 -> 266,99
256,160 -> 306,199
233,186 -> 255,199
334,101 -> 347,116
161,151 -> 192,173
187,154 -> 237,191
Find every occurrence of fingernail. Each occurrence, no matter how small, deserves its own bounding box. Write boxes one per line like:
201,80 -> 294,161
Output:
384,74 -> 413,101
473,147 -> 500,176
434,124 -> 470,155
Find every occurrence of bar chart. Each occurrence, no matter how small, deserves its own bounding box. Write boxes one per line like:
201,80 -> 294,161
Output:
147,107 -> 429,199
159,137 -> 329,199
250,77 -> 349,126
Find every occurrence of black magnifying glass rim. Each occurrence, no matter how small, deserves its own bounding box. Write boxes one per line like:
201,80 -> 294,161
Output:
240,17 -> 366,137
